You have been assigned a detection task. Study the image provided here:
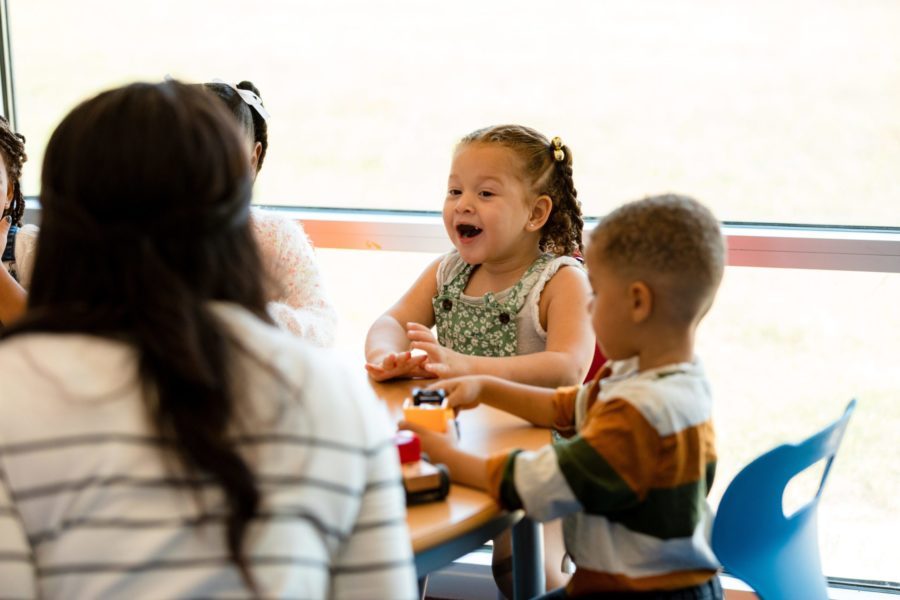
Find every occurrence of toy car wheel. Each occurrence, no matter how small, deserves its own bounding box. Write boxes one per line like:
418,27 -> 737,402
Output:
435,463 -> 451,499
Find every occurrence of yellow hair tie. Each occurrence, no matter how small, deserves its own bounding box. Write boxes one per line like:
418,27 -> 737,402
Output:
551,136 -> 565,162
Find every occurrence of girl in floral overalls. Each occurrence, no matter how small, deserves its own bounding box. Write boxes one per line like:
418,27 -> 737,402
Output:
366,124 -> 595,594
366,124 -> 595,387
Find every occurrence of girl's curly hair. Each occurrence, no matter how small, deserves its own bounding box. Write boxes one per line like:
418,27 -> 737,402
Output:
459,124 -> 584,256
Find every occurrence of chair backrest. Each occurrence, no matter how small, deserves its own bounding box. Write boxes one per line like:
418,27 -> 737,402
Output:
711,399 -> 856,600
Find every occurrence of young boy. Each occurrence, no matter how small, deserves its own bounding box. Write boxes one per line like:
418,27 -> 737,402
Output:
403,194 -> 726,599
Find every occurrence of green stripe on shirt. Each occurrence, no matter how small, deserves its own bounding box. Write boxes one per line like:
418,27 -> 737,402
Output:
554,437 -> 640,514
604,463 -> 715,539
554,435 -> 716,540
498,450 -> 524,510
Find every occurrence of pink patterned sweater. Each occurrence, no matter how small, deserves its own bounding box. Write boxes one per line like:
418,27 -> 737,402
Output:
251,208 -> 337,347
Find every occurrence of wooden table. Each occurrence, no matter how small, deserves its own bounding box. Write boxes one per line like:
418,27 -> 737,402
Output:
370,379 -> 551,599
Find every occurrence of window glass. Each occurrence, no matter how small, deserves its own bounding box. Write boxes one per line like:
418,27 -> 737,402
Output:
10,0 -> 900,225
318,247 -> 900,583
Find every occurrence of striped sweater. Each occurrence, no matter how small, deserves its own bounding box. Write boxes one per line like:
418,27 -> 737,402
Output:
486,358 -> 720,594
0,303 -> 417,599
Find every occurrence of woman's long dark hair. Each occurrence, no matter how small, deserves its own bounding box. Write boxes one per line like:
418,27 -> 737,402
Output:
2,81 -> 270,591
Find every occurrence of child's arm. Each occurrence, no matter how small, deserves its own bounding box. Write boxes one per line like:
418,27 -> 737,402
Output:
0,269 -> 26,327
365,257 -> 442,381
428,375 -> 558,428
399,420 -> 490,491
0,218 -> 27,326
408,397 -> 658,523
409,266 -> 594,387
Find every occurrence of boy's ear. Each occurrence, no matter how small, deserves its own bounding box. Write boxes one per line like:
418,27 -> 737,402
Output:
527,195 -> 553,230
629,281 -> 653,323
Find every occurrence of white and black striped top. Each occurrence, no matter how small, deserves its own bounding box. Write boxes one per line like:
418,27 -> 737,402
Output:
0,303 -> 417,599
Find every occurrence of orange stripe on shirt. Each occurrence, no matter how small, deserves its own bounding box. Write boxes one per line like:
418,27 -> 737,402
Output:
485,450 -> 513,505
579,397 -> 661,497
653,420 -> 717,488
551,366 -> 609,433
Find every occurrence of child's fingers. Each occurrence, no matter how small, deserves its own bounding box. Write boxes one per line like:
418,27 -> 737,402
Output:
364,364 -> 392,382
397,422 -> 442,449
397,420 -> 426,435
398,421 -> 452,449
410,340 -> 440,356
444,389 -> 474,412
426,376 -> 465,391
400,351 -> 427,365
405,329 -> 432,343
411,366 -> 440,379
366,371 -> 389,382
423,362 -> 450,378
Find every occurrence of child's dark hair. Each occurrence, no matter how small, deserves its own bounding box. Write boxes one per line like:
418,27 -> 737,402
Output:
3,81 -> 268,593
0,115 -> 27,226
202,80 -> 268,173
591,193 -> 726,323
459,124 -> 584,256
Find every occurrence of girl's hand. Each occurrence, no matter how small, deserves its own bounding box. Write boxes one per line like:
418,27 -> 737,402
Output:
406,322 -> 473,379
427,376 -> 486,414
365,351 -> 435,382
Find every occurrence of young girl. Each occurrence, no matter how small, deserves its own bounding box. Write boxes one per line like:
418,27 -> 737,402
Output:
0,116 -> 36,327
0,81 -> 416,598
365,125 -> 595,387
202,79 -> 338,346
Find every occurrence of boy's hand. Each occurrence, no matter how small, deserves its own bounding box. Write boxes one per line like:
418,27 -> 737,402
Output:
427,376 -> 487,414
398,421 -> 489,491
398,421 -> 459,469
406,322 -> 473,379
365,351 -> 435,382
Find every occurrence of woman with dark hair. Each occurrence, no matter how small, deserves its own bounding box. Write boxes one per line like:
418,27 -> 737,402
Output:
0,81 -> 416,599
0,115 -> 36,326
201,79 -> 337,347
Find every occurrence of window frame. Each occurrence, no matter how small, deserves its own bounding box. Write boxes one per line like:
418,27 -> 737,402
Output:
262,206 -> 900,274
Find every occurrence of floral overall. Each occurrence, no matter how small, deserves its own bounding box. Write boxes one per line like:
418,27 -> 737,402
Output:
432,254 -> 554,357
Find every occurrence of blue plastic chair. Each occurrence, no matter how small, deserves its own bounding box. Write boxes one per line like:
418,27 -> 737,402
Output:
711,399 -> 855,600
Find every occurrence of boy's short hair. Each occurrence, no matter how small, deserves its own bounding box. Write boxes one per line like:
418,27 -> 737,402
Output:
590,194 -> 726,323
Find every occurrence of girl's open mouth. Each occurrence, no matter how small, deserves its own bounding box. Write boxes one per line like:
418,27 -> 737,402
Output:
456,224 -> 483,239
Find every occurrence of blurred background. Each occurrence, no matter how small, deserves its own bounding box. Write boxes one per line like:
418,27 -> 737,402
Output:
8,0 -> 899,583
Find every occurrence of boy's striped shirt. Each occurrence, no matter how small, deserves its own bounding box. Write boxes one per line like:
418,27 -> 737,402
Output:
486,358 -> 719,594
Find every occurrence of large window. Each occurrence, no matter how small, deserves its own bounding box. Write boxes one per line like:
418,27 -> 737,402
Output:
6,0 -> 899,588
9,0 -> 900,225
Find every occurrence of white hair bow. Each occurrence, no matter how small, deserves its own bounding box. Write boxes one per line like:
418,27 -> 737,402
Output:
211,78 -> 271,121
